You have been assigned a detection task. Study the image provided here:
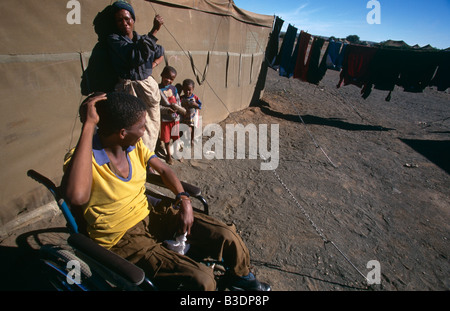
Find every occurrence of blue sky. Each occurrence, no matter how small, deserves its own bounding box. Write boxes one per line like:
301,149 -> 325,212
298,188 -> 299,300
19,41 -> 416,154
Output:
234,0 -> 450,49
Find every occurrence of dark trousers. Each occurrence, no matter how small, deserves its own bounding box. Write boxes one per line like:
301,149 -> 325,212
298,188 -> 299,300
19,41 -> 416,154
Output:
110,200 -> 250,290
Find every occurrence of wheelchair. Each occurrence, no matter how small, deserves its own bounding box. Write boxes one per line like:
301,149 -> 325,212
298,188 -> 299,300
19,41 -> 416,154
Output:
26,169 -> 227,291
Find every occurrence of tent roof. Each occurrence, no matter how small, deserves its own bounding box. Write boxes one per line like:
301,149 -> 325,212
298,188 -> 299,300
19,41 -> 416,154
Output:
381,40 -> 411,48
149,0 -> 274,27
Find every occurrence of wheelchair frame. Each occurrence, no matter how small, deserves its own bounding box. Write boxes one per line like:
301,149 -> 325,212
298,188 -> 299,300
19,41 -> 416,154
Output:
27,169 -> 215,291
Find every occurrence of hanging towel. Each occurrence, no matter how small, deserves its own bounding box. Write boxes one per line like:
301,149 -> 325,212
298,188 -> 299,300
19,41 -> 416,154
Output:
266,16 -> 284,68
335,43 -> 347,70
326,40 -> 343,70
306,37 -> 329,84
287,31 -> 302,77
293,31 -> 312,81
278,24 -> 298,77
363,48 -> 404,100
371,49 -> 404,91
398,50 -> 440,93
337,45 -> 378,95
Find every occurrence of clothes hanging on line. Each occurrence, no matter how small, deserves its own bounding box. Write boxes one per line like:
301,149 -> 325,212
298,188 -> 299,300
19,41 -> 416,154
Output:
306,37 -> 329,85
397,50 -> 440,93
269,26 -> 333,85
293,31 -> 312,81
278,24 -> 298,77
266,16 -> 284,68
289,30 -> 302,77
338,45 -> 447,100
326,40 -> 347,71
363,48 -> 404,100
337,45 -> 378,96
336,44 -> 348,71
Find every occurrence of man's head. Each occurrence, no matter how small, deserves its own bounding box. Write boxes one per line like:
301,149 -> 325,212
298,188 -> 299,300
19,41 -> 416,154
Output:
112,1 -> 135,20
84,92 -> 146,144
112,1 -> 135,38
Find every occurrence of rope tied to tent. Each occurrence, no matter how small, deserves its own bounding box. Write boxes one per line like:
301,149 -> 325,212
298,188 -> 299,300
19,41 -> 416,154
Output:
147,0 -> 223,87
188,50 -> 210,85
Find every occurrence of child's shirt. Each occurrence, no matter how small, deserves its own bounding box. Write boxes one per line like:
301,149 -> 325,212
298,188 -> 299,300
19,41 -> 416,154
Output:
160,84 -> 181,122
180,94 -> 202,127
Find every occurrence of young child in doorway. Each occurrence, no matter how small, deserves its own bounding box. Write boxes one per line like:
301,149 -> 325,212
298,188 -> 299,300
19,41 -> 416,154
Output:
180,79 -> 202,147
159,66 -> 185,165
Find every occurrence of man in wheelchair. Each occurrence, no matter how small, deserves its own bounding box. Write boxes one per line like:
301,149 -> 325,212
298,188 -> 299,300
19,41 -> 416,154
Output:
61,92 -> 270,291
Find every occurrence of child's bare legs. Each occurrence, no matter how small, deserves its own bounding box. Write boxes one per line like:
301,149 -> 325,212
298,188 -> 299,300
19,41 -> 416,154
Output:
164,141 -> 173,165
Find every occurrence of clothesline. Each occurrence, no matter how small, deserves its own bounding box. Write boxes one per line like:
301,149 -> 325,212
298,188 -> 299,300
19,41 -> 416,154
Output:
266,16 -> 450,101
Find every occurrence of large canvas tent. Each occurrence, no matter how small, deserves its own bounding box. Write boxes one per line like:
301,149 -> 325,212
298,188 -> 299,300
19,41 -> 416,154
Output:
0,0 -> 274,229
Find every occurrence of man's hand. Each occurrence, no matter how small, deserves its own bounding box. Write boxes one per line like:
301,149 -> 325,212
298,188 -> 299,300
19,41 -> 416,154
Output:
153,14 -> 164,31
150,14 -> 164,36
148,156 -> 195,235
63,93 -> 106,206
79,93 -> 107,125
178,197 -> 194,235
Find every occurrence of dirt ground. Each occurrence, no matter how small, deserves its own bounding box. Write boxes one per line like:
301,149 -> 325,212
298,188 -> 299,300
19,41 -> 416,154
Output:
1,68 -> 449,291
173,67 -> 450,291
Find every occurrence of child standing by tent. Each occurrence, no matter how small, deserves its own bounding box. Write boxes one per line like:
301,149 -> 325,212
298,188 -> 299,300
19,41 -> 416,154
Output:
180,79 -> 202,147
159,66 -> 185,165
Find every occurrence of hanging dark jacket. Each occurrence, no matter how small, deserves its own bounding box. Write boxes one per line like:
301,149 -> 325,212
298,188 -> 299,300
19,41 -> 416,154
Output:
397,50 -> 439,93
293,31 -> 311,81
362,48 -> 404,100
337,45 -> 378,93
278,24 -> 298,77
306,37 -> 329,85
266,16 -> 284,67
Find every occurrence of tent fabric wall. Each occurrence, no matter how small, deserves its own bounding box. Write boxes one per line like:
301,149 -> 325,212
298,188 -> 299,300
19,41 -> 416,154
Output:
136,0 -> 273,123
0,0 -> 273,227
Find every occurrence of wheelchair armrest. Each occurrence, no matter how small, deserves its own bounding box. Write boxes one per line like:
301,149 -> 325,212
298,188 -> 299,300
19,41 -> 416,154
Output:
147,173 -> 202,198
68,233 -> 145,286
146,173 -> 209,214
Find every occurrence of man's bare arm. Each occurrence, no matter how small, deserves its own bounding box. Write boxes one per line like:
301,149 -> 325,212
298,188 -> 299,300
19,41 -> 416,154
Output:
61,93 -> 106,206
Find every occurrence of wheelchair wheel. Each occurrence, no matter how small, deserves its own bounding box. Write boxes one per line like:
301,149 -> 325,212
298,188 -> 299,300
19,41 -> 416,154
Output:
39,244 -> 110,291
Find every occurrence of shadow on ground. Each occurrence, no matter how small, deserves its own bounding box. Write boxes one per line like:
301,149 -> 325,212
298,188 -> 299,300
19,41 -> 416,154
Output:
0,227 -> 68,290
258,100 -> 394,132
400,139 -> 450,174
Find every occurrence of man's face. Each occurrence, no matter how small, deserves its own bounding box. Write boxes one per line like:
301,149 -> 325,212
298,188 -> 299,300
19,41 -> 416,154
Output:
123,111 -> 146,146
114,9 -> 134,39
